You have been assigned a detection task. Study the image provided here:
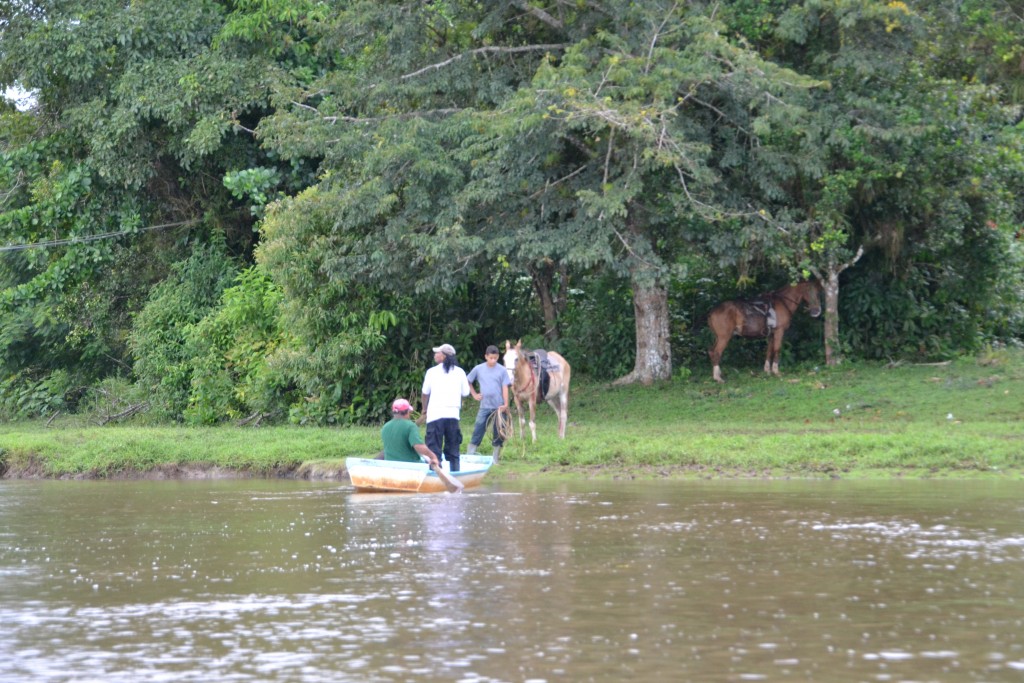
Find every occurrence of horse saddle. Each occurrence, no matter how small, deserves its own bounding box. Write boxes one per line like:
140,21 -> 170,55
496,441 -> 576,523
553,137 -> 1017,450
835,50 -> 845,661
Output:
745,298 -> 777,335
525,349 -> 560,399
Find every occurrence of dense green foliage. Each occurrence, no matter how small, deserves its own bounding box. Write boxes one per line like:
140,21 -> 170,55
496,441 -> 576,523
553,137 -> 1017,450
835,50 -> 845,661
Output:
129,243 -> 240,419
1,0 -> 1022,424
184,266 -> 289,424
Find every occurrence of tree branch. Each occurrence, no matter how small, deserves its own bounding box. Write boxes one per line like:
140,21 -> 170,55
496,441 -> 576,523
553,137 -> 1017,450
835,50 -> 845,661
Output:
400,44 -> 567,80
808,244 -> 865,281
529,164 -> 588,199
99,401 -> 150,425
645,2 -> 679,74
292,102 -> 464,125
835,244 -> 865,274
511,0 -> 564,30
672,161 -> 756,221
237,410 -> 279,427
326,108 -> 464,123
612,225 -> 658,268
230,111 -> 257,136
603,127 -> 615,185
690,96 -> 753,136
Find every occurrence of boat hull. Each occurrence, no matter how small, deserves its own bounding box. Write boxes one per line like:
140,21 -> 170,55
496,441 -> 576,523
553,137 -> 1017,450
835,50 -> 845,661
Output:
345,454 -> 494,493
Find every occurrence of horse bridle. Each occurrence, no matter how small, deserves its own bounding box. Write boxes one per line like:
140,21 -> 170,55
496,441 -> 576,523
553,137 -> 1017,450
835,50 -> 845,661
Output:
511,353 -> 537,397
773,286 -> 815,314
772,292 -> 800,313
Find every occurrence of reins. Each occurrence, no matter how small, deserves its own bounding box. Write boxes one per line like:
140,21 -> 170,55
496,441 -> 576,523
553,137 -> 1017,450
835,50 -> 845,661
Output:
514,356 -> 537,399
772,283 -> 815,315
772,291 -> 799,314
484,405 -> 512,442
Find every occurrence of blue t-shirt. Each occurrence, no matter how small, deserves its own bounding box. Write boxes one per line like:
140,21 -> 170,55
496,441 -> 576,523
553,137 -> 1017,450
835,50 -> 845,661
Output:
467,362 -> 512,410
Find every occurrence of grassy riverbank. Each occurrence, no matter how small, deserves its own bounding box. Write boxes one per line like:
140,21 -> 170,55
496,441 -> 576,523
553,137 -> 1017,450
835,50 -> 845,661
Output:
2,349 -> 1023,479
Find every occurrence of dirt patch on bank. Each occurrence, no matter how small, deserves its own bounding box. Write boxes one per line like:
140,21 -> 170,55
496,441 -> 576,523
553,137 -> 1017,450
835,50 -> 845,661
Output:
0,459 -> 320,481
3,456 -> 1015,481
499,462 -> 839,480
1,455 -> 51,479
0,457 -> 814,481
105,464 -> 302,480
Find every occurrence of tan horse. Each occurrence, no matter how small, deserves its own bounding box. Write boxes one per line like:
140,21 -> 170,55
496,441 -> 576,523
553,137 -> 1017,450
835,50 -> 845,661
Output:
503,340 -> 571,441
707,280 -> 822,383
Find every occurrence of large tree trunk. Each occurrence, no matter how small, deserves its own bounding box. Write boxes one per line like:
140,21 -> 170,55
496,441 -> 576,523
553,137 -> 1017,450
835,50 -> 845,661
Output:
823,270 -> 840,366
816,245 -> 864,367
614,273 -> 672,385
613,204 -> 671,385
529,259 -> 568,346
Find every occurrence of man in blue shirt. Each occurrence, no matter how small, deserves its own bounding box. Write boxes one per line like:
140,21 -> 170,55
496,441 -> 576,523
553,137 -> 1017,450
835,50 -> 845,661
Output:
466,344 -> 512,462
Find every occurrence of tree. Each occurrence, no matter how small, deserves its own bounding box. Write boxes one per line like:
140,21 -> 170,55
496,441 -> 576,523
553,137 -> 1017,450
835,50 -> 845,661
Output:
0,0 -> 300,414
710,0 -> 1024,362
256,1 -> 826,385
2,0 -> 1021,422
129,243 -> 240,419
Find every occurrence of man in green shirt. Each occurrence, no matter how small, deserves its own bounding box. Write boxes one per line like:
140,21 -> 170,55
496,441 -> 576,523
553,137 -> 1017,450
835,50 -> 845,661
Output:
381,397 -> 441,466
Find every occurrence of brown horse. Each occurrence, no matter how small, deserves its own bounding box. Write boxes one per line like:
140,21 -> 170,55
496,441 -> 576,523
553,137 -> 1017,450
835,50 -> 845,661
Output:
503,340 -> 571,441
707,280 -> 822,383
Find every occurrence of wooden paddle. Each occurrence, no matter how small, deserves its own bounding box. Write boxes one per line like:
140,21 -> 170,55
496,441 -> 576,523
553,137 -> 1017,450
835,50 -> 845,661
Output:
428,460 -> 464,493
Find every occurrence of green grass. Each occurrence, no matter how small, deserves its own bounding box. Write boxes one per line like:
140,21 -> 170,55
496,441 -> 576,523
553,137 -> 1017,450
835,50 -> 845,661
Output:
0,425 -> 379,478
2,349 -> 1023,479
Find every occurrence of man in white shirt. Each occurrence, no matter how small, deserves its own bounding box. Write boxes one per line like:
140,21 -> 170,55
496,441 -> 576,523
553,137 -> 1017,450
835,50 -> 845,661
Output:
420,343 -> 470,471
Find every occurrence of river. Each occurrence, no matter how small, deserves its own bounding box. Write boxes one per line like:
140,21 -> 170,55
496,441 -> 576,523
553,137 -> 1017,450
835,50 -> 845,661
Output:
1,478 -> 1022,682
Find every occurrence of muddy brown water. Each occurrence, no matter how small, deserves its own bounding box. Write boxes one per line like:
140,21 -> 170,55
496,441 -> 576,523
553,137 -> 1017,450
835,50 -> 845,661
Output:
1,478 -> 1022,682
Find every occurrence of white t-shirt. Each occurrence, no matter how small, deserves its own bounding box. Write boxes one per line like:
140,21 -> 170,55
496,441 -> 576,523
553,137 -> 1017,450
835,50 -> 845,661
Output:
421,363 -> 470,422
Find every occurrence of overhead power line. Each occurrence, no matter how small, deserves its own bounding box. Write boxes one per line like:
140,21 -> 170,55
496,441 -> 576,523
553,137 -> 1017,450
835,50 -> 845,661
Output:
0,220 -> 200,253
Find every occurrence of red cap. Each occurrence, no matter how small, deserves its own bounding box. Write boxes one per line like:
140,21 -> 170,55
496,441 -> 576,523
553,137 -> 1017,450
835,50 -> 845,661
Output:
391,398 -> 413,413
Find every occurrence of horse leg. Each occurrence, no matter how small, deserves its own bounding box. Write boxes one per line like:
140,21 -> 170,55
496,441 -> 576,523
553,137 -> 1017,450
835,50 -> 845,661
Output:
557,390 -> 568,439
508,395 -> 519,439
528,396 -> 537,442
547,395 -> 565,439
513,395 -> 525,439
709,333 -> 729,383
768,328 -> 784,376
545,376 -> 567,439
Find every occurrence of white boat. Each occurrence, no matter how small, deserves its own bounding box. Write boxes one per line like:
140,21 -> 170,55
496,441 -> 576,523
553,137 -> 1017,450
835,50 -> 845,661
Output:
345,454 -> 494,493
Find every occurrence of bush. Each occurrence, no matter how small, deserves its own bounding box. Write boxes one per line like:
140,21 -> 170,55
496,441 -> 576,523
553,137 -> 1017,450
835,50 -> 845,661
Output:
184,266 -> 292,424
129,243 -> 239,420
79,376 -> 154,424
558,274 -> 635,380
0,369 -> 75,419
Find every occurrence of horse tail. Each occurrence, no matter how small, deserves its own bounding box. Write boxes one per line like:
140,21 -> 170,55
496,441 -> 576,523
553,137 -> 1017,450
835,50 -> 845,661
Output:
690,310 -> 710,333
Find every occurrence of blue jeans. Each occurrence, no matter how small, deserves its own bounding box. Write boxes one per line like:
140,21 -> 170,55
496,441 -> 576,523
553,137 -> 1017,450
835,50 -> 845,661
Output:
425,418 -> 462,471
469,407 -> 504,448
